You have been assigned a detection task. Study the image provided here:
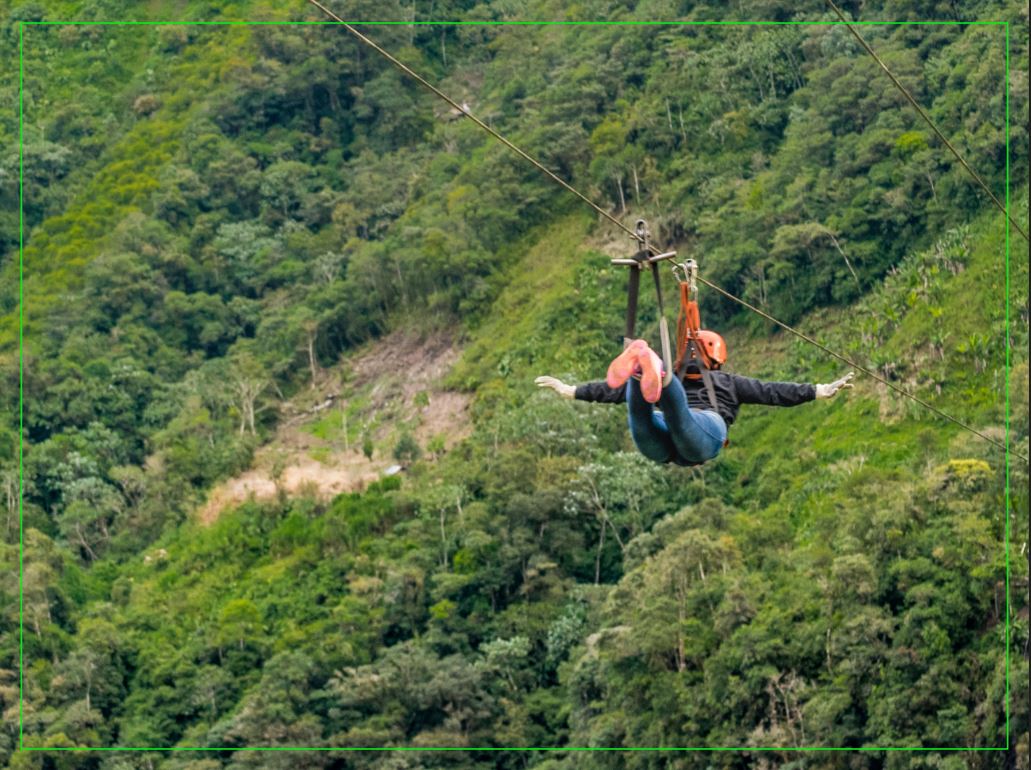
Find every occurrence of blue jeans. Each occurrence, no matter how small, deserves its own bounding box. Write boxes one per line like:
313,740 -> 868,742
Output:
626,377 -> 727,466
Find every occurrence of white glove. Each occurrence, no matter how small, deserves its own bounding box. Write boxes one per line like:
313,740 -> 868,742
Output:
535,375 -> 575,399
816,371 -> 855,399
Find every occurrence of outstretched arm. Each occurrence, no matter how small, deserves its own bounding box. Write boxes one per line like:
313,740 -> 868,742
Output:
535,376 -> 626,403
730,370 -> 854,406
730,373 -> 817,406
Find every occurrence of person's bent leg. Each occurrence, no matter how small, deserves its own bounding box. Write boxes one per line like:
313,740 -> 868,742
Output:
626,379 -> 678,463
656,378 -> 727,463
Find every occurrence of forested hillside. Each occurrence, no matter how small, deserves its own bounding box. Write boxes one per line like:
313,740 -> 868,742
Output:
0,0 -> 1027,767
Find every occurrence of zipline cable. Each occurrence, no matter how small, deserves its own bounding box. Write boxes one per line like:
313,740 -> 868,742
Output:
306,0 -> 635,239
825,0 -> 1028,242
307,0 -> 1025,463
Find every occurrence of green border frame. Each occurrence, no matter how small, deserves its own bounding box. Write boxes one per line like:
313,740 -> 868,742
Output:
16,15 -> 1014,754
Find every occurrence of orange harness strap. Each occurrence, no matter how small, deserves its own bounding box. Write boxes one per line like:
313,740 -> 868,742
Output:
674,282 -> 714,375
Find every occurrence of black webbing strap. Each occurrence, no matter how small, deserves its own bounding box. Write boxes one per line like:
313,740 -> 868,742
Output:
623,250 -> 648,341
678,338 -> 718,411
650,258 -> 665,324
699,365 -> 719,412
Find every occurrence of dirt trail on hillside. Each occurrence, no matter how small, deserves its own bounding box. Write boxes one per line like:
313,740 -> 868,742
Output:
197,331 -> 471,526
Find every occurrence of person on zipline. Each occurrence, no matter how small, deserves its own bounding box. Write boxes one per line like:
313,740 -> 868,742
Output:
535,336 -> 854,466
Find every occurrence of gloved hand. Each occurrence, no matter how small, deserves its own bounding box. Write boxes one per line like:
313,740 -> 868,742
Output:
816,371 -> 855,399
535,375 -> 575,399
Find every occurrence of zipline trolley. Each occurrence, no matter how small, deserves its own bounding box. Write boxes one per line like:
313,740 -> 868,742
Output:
611,219 -> 677,387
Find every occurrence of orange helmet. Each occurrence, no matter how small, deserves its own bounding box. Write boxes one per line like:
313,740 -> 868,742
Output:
697,330 -> 727,368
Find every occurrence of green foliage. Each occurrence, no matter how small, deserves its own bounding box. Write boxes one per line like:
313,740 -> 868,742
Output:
392,430 -> 422,464
1,1 -> 1027,763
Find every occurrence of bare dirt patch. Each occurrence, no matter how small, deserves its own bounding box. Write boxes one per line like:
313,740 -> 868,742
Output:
350,329 -> 459,391
196,330 -> 472,526
196,450 -> 383,526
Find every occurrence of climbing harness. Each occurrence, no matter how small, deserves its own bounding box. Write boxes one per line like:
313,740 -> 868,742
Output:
305,0 -> 1026,464
671,259 -> 719,412
610,219 -> 677,386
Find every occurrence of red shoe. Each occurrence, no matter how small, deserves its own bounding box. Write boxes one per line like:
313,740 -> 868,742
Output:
639,348 -> 664,403
607,339 -> 648,388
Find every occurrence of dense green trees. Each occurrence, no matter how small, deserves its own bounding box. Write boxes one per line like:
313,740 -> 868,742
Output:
0,0 -> 1027,766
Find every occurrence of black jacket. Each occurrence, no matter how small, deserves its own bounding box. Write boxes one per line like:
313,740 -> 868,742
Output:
574,371 -> 816,428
